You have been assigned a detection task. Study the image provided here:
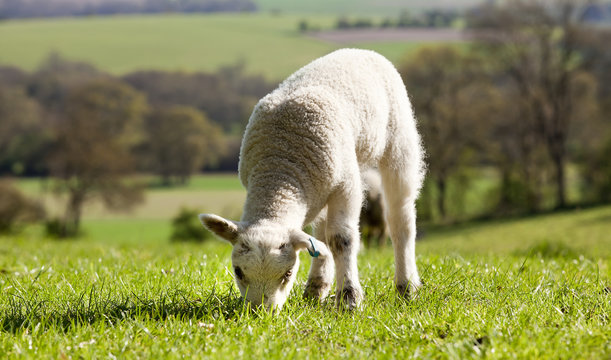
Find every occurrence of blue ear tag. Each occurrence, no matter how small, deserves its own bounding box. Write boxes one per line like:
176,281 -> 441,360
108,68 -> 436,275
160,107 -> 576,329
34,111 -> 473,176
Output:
307,237 -> 320,258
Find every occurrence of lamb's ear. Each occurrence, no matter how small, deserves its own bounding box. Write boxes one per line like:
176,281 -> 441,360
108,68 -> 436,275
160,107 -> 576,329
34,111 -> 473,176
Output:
199,214 -> 241,245
290,230 -> 331,259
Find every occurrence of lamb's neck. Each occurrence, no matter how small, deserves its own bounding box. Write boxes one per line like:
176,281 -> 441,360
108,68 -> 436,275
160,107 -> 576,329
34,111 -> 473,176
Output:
241,173 -> 307,229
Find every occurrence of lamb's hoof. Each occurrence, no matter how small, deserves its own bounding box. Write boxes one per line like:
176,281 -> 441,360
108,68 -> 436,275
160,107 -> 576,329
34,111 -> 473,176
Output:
303,277 -> 332,301
336,286 -> 363,311
396,281 -> 420,299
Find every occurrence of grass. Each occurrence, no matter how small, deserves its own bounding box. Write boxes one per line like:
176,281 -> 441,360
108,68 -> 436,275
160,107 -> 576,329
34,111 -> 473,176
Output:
0,13 -> 437,80
0,203 -> 610,358
147,173 -> 244,192
419,206 -> 611,261
0,13 -> 336,79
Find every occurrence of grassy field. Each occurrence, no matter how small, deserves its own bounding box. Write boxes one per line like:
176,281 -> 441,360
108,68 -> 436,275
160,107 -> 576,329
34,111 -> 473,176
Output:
14,174 -> 246,222
1,184 -> 610,358
16,170 -> 498,225
0,13 -> 442,80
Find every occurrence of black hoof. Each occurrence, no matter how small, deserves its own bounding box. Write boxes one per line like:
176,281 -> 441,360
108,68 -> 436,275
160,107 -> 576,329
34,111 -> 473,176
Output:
303,276 -> 331,300
336,286 -> 363,311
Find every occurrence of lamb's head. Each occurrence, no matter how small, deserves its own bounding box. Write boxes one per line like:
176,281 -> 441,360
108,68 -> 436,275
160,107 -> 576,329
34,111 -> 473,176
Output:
199,214 -> 329,311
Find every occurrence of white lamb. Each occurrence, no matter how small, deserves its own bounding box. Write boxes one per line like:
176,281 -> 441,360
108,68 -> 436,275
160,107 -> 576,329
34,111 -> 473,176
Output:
200,48 -> 425,311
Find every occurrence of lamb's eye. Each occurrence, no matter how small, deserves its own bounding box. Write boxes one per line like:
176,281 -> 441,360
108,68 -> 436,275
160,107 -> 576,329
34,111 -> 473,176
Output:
279,243 -> 288,250
234,267 -> 244,280
281,270 -> 292,283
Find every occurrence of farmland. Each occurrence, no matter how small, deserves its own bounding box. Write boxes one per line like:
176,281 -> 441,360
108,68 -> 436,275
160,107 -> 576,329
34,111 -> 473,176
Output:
0,13 -> 461,80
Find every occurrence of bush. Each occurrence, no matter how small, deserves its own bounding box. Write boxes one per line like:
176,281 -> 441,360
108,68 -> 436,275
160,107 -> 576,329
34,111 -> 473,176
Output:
44,217 -> 83,239
170,207 -> 214,242
0,181 -> 45,233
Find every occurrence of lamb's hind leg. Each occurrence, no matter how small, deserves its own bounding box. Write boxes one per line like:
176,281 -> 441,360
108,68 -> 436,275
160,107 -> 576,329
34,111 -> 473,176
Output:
303,210 -> 334,300
326,182 -> 364,310
380,166 -> 421,297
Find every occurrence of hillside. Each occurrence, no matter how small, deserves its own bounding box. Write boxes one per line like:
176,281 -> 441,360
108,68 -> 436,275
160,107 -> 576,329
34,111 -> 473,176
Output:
0,13 -> 433,79
1,202 -> 609,358
1,0 -> 485,19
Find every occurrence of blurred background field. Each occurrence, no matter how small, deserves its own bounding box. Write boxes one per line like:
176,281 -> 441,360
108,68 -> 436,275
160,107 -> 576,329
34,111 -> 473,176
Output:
6,173 -> 611,262
0,14 -> 339,79
15,174 -> 245,220
1,0 -> 610,258
1,0 -> 610,255
0,13 -> 470,79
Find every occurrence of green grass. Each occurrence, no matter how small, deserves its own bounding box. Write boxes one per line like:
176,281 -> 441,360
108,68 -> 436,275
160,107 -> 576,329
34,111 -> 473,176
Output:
419,206 -> 611,260
0,14 -> 337,79
16,174 -> 244,194
0,13 -> 433,80
1,205 -> 609,358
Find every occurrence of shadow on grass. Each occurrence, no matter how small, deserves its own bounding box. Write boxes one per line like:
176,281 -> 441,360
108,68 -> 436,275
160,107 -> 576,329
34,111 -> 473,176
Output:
0,285 -> 248,333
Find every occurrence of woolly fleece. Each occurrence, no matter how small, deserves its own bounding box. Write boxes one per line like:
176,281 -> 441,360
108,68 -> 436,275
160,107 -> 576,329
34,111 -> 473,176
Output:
239,48 -> 425,228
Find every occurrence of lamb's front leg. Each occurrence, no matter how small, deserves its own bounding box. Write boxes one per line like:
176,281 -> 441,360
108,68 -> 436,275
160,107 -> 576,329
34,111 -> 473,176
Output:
327,188 -> 364,310
303,218 -> 334,300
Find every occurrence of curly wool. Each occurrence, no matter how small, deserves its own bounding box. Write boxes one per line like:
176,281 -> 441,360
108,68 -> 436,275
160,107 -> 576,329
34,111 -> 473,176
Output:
238,48 -> 425,228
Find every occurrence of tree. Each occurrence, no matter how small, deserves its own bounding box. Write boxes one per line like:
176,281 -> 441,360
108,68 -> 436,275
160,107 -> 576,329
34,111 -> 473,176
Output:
486,84 -> 550,214
47,79 -> 146,237
0,85 -> 49,175
469,0 -> 600,208
400,46 -> 496,220
142,105 -> 226,185
27,53 -> 104,111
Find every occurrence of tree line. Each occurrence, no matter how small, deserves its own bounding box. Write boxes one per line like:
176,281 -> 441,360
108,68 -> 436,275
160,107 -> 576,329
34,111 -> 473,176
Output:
0,0 -> 256,20
0,54 -> 274,236
335,10 -> 460,30
298,9 -> 462,33
0,54 -> 274,177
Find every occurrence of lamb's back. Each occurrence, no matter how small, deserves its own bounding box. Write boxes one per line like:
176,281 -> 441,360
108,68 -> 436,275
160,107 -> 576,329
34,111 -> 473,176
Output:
239,49 -> 410,192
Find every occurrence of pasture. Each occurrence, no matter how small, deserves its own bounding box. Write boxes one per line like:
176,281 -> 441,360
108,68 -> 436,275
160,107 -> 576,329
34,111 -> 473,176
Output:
0,13 -> 457,80
1,176 -> 609,358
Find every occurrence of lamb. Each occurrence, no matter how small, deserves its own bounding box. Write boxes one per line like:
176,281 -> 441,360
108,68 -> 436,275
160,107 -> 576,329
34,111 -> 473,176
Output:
199,48 -> 425,311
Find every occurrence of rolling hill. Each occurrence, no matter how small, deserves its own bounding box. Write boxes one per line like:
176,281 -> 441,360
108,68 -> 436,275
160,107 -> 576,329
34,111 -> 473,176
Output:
0,13 -> 438,79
